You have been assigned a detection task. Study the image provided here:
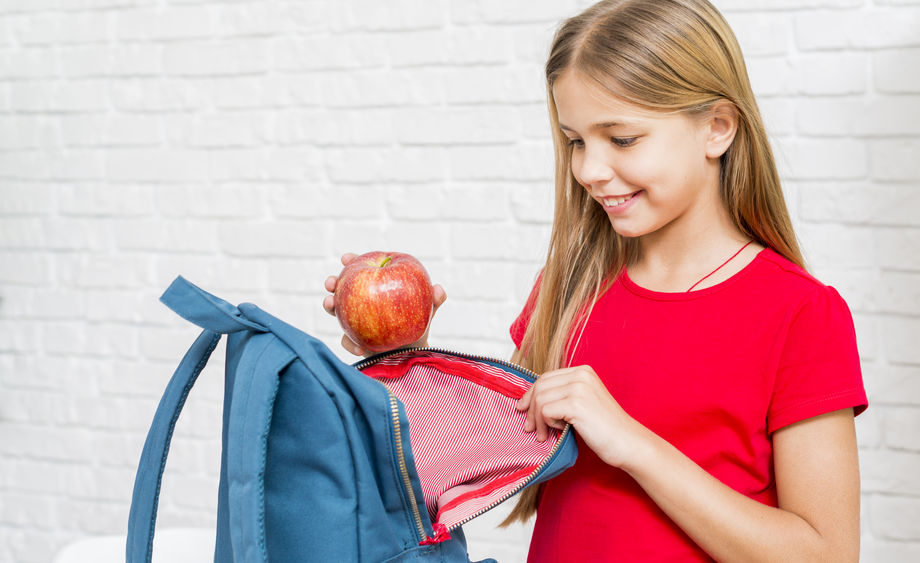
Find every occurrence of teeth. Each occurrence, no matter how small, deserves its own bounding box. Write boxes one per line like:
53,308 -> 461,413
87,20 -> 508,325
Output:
603,195 -> 631,207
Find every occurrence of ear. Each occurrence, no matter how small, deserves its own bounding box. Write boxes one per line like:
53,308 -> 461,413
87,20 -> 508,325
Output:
704,100 -> 739,159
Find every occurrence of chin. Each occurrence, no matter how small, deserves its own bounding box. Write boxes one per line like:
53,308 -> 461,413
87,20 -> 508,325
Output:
608,220 -> 647,239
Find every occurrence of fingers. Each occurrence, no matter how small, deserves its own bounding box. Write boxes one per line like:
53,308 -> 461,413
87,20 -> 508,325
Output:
432,284 -> 447,309
517,367 -> 596,441
340,253 -> 358,266
341,334 -> 366,357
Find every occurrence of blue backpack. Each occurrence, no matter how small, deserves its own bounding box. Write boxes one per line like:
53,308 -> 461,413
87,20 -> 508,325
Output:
127,277 -> 577,562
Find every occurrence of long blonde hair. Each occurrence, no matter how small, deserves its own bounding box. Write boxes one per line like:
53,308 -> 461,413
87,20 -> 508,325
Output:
503,0 -> 803,525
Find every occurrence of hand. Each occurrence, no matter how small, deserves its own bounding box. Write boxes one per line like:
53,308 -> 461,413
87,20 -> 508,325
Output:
515,365 -> 646,468
322,252 -> 448,356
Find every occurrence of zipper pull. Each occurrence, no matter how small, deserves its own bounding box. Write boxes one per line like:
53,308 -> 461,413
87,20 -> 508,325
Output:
419,522 -> 451,546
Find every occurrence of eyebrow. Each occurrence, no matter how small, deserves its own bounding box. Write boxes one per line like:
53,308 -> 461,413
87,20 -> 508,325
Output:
559,120 -> 640,132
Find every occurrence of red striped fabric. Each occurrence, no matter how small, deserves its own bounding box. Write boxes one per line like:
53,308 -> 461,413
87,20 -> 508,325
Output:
361,352 -> 561,530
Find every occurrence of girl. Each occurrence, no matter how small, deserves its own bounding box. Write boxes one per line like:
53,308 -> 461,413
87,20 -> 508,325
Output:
325,0 -> 868,560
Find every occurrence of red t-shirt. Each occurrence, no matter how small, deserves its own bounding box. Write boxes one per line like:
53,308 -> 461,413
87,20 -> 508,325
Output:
510,249 -> 867,562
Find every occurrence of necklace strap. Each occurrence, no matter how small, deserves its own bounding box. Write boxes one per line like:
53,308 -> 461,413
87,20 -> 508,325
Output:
686,240 -> 753,292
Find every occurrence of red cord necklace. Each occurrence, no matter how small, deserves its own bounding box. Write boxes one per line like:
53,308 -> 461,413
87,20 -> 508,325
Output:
686,240 -> 753,292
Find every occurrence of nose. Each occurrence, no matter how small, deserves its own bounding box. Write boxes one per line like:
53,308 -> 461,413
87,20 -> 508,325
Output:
573,145 -> 615,190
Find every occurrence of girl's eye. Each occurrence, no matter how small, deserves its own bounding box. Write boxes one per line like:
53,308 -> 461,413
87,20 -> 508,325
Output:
611,137 -> 637,147
567,138 -> 584,149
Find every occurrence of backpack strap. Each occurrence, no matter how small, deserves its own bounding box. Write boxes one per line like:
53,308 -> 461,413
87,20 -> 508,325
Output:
127,277 -> 269,563
126,328 -> 222,563
225,333 -> 296,562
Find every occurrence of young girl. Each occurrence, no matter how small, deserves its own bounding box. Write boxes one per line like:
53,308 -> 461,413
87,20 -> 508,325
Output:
324,0 -> 868,560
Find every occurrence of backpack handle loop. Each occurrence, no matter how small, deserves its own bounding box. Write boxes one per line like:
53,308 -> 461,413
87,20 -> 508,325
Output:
160,276 -> 267,334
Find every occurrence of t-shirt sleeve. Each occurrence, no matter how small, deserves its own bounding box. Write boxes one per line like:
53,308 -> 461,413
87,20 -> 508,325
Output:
768,285 -> 868,433
510,271 -> 543,350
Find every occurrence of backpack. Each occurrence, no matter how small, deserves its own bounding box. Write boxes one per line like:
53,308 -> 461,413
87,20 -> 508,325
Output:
126,276 -> 577,562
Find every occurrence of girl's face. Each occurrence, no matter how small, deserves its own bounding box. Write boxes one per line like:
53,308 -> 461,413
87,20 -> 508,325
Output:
552,70 -> 727,241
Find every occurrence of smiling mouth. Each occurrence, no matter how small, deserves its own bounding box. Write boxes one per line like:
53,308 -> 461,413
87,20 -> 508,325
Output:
601,192 -> 640,208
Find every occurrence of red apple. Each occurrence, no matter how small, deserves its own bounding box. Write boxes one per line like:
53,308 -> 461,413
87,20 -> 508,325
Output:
335,251 -> 435,354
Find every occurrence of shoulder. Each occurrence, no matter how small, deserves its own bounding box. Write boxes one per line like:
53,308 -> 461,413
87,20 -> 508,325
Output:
750,249 -> 844,310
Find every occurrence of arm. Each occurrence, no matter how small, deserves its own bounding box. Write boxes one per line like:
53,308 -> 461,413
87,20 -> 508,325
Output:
518,366 -> 861,562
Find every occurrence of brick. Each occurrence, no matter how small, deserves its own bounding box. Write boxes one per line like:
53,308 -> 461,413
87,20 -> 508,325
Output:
56,184 -> 155,216
0,48 -> 57,79
448,0 -> 575,24
218,220 -> 330,258
443,261 -> 515,301
796,96 -> 920,137
448,142 -> 554,181
115,5 -> 215,41
109,78 -> 208,112
308,70 -> 414,108
792,52 -> 869,95
875,48 -> 920,93
153,255 -> 268,292
269,184 -> 384,220
442,182 -> 513,222
861,538 -> 920,563
443,66 -> 545,105
877,227 -> 920,270
799,182 -> 920,227
724,12 -> 792,56
182,112 -> 270,148
105,148 -> 210,182
0,320 -> 41,353
878,271 -> 920,315
882,407 -> 920,451
114,218 -> 219,253
326,147 -> 446,184
271,34 -> 389,72
387,26 -> 515,68
883,316 -> 920,365
795,8 -> 920,50
387,184 -> 444,220
163,39 -> 269,76
62,253 -> 151,289
214,1 -> 324,37
0,184 -> 52,216
861,448 -> 920,495
867,364 -> 920,406
717,0 -> 865,10
799,223 -> 876,269
157,185 -> 265,219
870,139 -> 920,181
775,138 -> 868,180
852,313 -> 879,361
26,288 -> 86,320
393,106 -> 521,145
510,182 -> 554,224
854,404 -> 882,447
60,115 -> 161,147
746,56 -> 794,97
43,216 -> 111,251
869,495 -> 920,540
15,12 -> 111,45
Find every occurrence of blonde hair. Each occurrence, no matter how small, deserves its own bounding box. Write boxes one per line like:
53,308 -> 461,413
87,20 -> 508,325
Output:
503,0 -> 803,525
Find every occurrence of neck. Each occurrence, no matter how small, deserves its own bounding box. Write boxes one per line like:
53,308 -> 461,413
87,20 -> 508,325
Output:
629,192 -> 753,292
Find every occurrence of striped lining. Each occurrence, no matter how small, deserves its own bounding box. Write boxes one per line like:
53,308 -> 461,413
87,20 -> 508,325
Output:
362,351 -> 561,530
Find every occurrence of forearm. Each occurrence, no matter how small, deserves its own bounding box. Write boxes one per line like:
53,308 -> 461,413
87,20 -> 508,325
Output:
621,423 -> 857,563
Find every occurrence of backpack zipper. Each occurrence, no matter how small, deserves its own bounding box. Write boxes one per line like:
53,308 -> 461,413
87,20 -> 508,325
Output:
354,347 -> 571,539
384,389 -> 430,543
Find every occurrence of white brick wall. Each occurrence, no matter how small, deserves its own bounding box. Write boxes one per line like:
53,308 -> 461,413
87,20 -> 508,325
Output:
0,1 -> 917,561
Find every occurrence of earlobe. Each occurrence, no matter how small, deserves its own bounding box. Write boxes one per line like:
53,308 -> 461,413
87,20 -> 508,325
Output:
705,101 -> 739,159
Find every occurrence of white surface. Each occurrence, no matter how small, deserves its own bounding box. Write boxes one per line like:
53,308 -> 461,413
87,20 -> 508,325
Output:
53,528 -> 216,563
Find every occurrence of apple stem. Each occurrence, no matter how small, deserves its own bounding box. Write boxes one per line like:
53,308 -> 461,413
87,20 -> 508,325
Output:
379,256 -> 392,268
